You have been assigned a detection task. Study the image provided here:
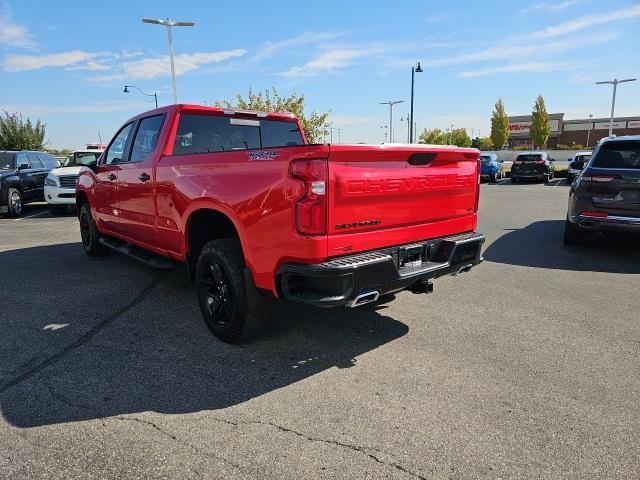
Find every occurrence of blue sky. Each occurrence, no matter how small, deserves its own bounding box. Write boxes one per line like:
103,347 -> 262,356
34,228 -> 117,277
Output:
1,0 -> 639,148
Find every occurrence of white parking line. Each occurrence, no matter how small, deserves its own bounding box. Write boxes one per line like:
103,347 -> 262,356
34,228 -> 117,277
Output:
497,178 -> 510,185
14,210 -> 49,221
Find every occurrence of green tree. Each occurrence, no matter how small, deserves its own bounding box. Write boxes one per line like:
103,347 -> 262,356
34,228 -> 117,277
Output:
450,128 -> 472,147
217,88 -> 330,143
0,111 -> 47,150
417,128 -> 447,145
478,137 -> 494,150
530,94 -> 550,149
490,98 -> 509,149
473,136 -> 494,150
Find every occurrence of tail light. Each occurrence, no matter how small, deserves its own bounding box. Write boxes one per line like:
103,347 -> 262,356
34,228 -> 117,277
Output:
536,160 -> 546,164
582,174 -> 620,183
474,158 -> 480,212
290,159 -> 328,235
581,211 -> 608,218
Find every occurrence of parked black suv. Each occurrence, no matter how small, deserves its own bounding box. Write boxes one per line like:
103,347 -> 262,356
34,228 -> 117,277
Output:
564,136 -> 640,245
0,150 -> 58,217
510,152 -> 555,183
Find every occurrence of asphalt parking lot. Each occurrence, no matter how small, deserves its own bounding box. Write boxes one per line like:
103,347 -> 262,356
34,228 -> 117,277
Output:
1,180 -> 639,479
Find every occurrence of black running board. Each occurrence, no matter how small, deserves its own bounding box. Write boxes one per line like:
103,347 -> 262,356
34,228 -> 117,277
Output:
99,237 -> 174,270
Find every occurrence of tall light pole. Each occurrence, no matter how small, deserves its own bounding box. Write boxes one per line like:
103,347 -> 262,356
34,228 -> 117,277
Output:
381,125 -> 388,143
124,85 -> 158,108
380,100 -> 403,142
586,114 -> 593,148
595,78 -> 636,137
449,124 -> 455,145
409,62 -> 423,143
142,17 -> 195,104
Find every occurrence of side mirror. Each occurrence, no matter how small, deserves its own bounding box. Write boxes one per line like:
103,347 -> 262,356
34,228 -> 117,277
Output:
17,163 -> 29,170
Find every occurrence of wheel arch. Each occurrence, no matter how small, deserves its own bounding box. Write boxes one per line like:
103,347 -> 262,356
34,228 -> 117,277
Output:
184,205 -> 249,276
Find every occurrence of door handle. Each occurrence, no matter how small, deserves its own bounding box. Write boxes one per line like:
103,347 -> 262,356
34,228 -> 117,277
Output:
138,173 -> 151,182
107,173 -> 116,181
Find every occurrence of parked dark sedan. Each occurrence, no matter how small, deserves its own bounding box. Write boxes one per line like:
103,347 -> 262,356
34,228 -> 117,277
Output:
510,152 -> 555,183
564,136 -> 640,245
0,150 -> 58,217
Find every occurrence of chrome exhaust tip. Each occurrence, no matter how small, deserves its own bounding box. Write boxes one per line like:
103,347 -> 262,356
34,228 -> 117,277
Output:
578,220 -> 596,229
347,291 -> 380,308
455,263 -> 474,275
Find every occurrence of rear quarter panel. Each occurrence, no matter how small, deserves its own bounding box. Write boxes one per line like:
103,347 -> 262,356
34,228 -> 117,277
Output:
155,145 -> 331,291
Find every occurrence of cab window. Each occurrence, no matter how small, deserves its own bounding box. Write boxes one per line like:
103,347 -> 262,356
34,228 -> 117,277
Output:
172,115 -> 303,155
130,115 -> 165,163
104,123 -> 134,165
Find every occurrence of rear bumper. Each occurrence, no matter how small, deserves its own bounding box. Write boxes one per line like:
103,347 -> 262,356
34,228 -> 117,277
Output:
575,214 -> 640,233
277,232 -> 485,307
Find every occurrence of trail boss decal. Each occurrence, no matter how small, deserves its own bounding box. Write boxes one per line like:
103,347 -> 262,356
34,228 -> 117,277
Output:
335,220 -> 382,230
248,150 -> 280,161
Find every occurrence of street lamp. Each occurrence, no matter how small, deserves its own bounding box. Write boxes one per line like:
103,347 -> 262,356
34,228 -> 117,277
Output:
124,85 -> 158,108
449,124 -> 455,145
586,114 -> 593,148
409,62 -> 423,143
380,100 -> 404,142
595,78 -> 636,137
142,17 -> 195,104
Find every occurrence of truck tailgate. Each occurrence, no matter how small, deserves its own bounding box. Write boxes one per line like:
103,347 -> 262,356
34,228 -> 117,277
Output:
327,144 -> 479,255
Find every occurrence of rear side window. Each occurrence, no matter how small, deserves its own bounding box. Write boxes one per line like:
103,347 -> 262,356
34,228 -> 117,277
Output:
130,115 -> 165,163
26,152 -> 43,168
173,114 -> 303,155
37,153 -> 57,168
591,141 -> 640,169
0,153 -> 14,170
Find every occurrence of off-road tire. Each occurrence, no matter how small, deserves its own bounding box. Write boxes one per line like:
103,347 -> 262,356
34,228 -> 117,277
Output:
79,204 -> 108,256
195,238 -> 266,344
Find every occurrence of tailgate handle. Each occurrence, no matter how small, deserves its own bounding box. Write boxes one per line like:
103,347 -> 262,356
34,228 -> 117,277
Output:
408,153 -> 436,166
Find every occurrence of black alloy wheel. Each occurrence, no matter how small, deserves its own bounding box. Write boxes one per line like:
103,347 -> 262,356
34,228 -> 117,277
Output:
201,260 -> 236,326
79,204 -> 108,256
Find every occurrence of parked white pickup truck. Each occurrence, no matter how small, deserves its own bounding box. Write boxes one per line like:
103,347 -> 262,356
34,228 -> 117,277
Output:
44,150 -> 104,215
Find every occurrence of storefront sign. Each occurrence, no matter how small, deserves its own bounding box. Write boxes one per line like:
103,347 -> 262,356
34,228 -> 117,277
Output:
627,120 -> 640,129
594,121 -> 625,130
508,119 -> 559,134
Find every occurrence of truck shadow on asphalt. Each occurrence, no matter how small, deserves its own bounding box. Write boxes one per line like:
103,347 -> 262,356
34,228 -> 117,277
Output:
483,220 -> 640,274
0,243 -> 408,428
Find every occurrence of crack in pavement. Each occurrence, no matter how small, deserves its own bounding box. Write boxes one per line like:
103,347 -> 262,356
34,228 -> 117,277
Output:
113,416 -> 252,477
208,416 -> 429,480
0,274 -> 162,396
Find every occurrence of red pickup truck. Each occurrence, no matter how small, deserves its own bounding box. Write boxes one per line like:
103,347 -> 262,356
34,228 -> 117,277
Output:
77,104 -> 484,343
